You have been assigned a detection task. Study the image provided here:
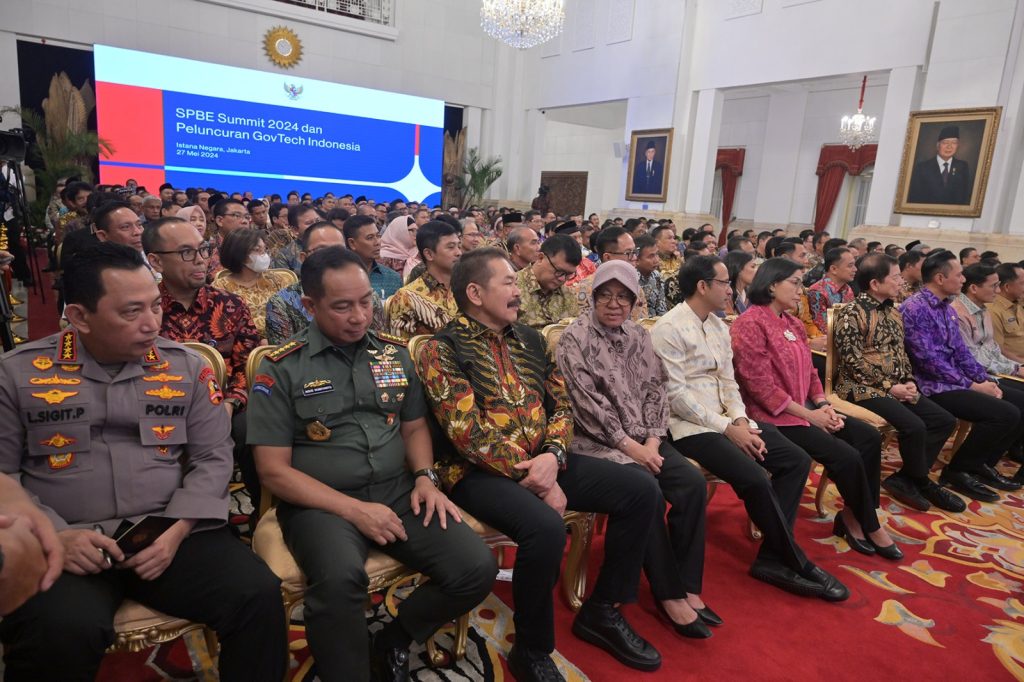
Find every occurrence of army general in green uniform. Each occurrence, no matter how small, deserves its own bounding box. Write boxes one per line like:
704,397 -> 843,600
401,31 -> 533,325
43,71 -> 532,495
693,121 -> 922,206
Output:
247,246 -> 495,682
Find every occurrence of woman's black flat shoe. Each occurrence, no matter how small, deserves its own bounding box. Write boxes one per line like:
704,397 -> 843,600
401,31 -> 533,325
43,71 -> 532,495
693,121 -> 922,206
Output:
833,514 -> 875,555
696,605 -> 723,627
869,539 -> 904,561
656,602 -> 713,639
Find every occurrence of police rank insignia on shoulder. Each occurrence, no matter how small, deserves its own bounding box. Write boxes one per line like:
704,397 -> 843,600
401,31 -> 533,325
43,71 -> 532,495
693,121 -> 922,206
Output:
58,330 -> 77,362
302,378 -> 334,396
267,340 -> 305,362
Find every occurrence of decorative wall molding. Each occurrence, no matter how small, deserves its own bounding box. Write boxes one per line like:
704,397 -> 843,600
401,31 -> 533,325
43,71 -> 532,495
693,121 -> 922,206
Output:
726,0 -> 763,20
606,0 -> 635,45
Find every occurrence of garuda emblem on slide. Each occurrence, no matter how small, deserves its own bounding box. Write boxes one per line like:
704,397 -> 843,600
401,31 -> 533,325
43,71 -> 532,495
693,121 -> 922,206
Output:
284,83 -> 303,101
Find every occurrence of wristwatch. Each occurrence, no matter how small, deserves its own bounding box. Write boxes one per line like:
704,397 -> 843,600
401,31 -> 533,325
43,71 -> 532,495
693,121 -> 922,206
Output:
541,445 -> 568,471
414,467 -> 441,489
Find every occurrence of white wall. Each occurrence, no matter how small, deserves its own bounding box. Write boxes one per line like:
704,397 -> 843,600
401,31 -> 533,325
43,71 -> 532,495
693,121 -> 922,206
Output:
717,95 -> 769,220
540,120 -> 623,213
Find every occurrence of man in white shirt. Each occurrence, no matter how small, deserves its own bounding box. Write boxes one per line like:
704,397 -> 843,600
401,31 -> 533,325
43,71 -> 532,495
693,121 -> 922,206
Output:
651,255 -> 849,602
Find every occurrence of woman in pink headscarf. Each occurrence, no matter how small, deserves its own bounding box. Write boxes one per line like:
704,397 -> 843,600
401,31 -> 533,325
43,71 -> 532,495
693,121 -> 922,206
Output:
176,205 -> 208,239
379,215 -> 419,277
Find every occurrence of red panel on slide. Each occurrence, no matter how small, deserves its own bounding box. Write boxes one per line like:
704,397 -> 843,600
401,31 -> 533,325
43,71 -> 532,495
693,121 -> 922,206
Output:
96,82 -> 165,166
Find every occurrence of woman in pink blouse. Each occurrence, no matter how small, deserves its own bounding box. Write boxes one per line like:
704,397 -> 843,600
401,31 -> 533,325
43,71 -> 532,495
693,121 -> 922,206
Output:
730,258 -> 902,561
557,261 -> 717,638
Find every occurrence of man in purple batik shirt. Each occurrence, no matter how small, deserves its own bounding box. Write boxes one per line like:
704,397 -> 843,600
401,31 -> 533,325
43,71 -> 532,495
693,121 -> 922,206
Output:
901,250 -> 1023,502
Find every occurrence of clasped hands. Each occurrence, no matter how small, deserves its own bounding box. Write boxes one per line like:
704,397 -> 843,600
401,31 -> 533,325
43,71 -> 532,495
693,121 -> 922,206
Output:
59,519 -> 193,582
515,452 -> 566,515
888,382 -> 919,402
808,404 -> 845,433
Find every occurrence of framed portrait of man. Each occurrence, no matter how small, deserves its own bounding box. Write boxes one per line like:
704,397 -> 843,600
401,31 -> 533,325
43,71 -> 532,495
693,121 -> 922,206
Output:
894,107 -> 1001,217
625,128 -> 673,202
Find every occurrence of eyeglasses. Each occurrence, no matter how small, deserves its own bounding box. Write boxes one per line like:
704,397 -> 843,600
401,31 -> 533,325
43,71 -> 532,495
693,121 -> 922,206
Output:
595,290 -> 636,306
544,252 -> 575,280
605,249 -> 641,260
703,278 -> 732,287
224,212 -> 249,220
150,243 -> 214,262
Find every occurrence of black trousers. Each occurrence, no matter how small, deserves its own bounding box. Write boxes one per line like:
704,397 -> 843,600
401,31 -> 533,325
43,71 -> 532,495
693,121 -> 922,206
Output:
449,454 -> 659,653
858,395 -> 957,478
778,416 -> 882,533
673,423 -> 812,572
640,443 -> 707,599
279,475 -> 496,682
928,389 -> 1022,473
231,410 -> 260,513
997,379 -> 1024,460
0,527 -> 286,682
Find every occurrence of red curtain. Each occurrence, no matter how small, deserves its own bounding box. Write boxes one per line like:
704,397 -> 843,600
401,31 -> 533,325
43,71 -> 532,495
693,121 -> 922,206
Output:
813,144 -> 876,233
716,148 -> 745,245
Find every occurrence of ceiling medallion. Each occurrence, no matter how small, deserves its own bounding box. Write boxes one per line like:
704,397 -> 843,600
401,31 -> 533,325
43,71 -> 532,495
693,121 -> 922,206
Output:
264,26 -> 303,69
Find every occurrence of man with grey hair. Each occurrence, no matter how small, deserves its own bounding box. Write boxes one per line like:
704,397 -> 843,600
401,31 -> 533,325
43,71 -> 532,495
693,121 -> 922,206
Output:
508,225 -> 541,271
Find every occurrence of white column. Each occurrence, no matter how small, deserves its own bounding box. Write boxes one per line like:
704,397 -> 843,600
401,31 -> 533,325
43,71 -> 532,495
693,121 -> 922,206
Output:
864,66 -> 921,227
684,88 -> 724,215
0,32 -> 21,131
752,89 -> 808,225
464,106 -> 482,152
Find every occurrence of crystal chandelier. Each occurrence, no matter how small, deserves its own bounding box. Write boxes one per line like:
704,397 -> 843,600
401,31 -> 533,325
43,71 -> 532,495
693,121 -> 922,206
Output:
839,75 -> 877,151
480,0 -> 566,50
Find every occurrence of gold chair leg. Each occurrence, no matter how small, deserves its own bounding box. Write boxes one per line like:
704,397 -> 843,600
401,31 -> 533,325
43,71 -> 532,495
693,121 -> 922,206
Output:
8,293 -> 21,306
562,513 -> 595,612
815,466 -> 830,518
453,613 -> 469,661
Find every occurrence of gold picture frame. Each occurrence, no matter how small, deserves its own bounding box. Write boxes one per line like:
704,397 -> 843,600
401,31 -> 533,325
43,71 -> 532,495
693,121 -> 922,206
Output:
264,26 -> 303,69
625,128 -> 673,203
893,106 -> 1001,218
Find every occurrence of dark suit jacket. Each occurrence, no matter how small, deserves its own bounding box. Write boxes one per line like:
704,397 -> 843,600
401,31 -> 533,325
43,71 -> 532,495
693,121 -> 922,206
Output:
632,159 -> 663,195
907,157 -> 971,205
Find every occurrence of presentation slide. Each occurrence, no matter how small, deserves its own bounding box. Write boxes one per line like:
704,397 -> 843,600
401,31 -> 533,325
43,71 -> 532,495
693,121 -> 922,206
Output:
94,45 -> 443,204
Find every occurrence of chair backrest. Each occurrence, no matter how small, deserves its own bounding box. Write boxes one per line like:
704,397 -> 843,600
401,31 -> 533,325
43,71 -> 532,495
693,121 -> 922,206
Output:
211,268 -> 230,285
638,317 -> 660,331
407,334 -> 431,362
269,268 -> 299,287
542,322 -> 570,355
182,341 -> 227,387
246,345 -> 276,388
824,303 -> 848,396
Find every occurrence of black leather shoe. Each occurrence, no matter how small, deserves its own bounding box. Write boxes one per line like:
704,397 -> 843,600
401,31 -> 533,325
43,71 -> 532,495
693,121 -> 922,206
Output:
749,560 -> 824,598
805,565 -> 850,602
369,631 -> 410,682
979,464 -> 1023,492
920,480 -> 967,512
868,538 -> 904,561
572,600 -> 661,671
882,474 -> 931,512
654,601 -> 712,639
696,605 -> 723,627
833,513 -> 875,555
507,645 -> 565,682
940,469 -> 1000,502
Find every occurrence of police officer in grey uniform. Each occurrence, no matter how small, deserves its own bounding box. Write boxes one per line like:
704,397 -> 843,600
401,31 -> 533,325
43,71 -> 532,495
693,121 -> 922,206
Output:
248,246 -> 496,682
0,243 -> 286,681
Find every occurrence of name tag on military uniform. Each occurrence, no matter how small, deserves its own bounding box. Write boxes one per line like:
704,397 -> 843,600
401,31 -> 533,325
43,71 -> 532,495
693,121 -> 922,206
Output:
370,360 -> 408,388
302,379 -> 334,396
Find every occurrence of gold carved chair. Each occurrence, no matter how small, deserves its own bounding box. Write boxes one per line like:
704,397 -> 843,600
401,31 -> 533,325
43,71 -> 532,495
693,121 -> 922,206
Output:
411,331 -> 595,612
818,305 -> 898,517
245,345 -> 471,669
107,342 -> 227,668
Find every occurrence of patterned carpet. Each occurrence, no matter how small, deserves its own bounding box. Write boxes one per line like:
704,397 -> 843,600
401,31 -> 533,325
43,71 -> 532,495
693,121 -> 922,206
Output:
95,442 -> 1024,681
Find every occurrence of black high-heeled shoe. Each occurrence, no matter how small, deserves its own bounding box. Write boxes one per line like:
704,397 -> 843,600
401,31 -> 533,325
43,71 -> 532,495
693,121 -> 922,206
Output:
868,537 -> 904,561
833,513 -> 875,555
655,601 -> 712,639
696,605 -> 723,627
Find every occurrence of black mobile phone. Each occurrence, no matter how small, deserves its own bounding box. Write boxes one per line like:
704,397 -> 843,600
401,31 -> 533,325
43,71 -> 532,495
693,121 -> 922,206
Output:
114,516 -> 177,557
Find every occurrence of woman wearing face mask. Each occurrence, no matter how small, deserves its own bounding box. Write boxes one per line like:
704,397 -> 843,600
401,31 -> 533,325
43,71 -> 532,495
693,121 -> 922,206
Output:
213,227 -> 296,337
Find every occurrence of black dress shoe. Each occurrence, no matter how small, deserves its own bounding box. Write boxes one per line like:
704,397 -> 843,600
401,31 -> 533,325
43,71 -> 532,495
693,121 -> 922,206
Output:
749,560 -> 824,598
868,538 -> 904,561
940,469 -> 1000,502
369,631 -> 410,682
804,565 -> 850,602
507,645 -> 565,682
920,481 -> 967,512
882,474 -> 931,512
979,464 -> 1023,492
696,605 -> 723,627
654,601 -> 712,639
833,513 -> 875,555
572,600 -> 661,671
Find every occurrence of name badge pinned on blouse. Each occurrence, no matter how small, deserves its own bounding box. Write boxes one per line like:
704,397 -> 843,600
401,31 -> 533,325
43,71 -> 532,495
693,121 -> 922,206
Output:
306,420 -> 331,441
783,329 -> 797,342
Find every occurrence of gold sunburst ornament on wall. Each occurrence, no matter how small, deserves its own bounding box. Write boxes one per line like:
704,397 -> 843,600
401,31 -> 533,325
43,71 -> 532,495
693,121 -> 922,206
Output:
264,26 -> 303,68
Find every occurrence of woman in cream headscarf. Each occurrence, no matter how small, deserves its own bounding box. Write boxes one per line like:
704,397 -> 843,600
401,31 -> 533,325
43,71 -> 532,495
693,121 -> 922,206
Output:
176,205 -> 207,239
379,215 -> 419,277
